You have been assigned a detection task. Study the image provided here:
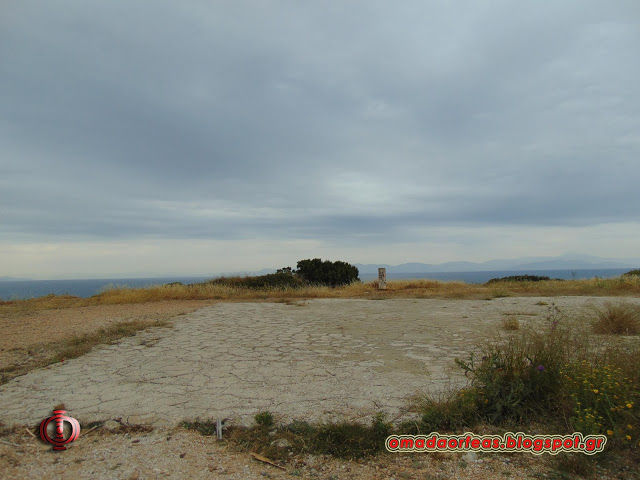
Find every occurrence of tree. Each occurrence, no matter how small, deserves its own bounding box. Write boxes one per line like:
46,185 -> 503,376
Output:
295,258 -> 359,287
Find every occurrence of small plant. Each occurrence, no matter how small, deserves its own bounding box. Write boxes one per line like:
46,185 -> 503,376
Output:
418,389 -> 479,431
492,291 -> 511,298
591,301 -> 640,335
561,360 -> 639,449
180,418 -> 217,436
220,414 -> 391,463
311,414 -> 392,459
502,317 -> 520,331
455,308 -> 578,424
255,411 -> 274,427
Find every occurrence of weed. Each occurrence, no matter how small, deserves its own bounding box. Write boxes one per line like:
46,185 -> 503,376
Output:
562,360 -> 639,448
255,411 -> 274,427
552,453 -> 595,478
454,306 -> 588,424
591,301 -> 640,335
105,418 -> 153,434
190,414 -> 392,463
311,414 -> 392,459
417,389 -> 479,431
52,320 -> 170,364
180,418 -> 217,436
502,317 -> 520,331
492,291 -> 511,298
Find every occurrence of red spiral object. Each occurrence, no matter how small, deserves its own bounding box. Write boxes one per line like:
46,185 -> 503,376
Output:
39,410 -> 81,451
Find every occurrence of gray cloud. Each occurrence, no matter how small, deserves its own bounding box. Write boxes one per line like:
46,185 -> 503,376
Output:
2,0 -> 640,274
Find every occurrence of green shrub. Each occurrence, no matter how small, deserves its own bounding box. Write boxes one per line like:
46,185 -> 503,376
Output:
455,308 -> 578,424
311,414 -> 392,459
255,411 -> 274,427
214,414 -> 391,462
418,389 -> 479,431
562,360 -> 639,449
486,275 -> 551,284
295,258 -> 359,287
207,272 -> 303,289
622,269 -> 640,277
180,418 -> 217,436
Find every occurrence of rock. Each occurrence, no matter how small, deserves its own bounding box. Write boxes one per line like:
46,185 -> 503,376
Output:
462,451 -> 478,463
271,438 -> 292,448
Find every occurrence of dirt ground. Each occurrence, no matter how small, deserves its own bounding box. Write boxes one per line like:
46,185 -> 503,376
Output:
1,296 -> 638,479
0,300 -> 215,369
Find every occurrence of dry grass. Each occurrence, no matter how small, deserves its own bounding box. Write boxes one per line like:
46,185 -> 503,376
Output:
2,276 -> 640,314
0,319 -> 170,385
502,316 -> 520,331
591,301 -> 640,335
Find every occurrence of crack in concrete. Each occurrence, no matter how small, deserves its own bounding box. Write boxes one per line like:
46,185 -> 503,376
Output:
1,297 -> 603,427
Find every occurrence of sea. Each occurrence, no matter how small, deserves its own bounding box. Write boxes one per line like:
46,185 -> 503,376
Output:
0,268 -> 635,301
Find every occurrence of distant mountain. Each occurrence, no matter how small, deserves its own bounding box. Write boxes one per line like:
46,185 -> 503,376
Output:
215,268 -> 277,277
354,254 -> 640,274
512,260 -> 632,270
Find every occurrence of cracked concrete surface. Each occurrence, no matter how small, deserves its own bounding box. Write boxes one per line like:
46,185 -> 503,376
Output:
0,297 -> 607,427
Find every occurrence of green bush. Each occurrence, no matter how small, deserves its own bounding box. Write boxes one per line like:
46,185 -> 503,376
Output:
454,308 -> 577,424
311,414 -> 392,458
296,258 -> 360,287
179,418 -> 217,436
207,272 -> 303,289
486,275 -> 551,284
206,414 -> 391,462
562,360 -> 639,448
622,269 -> 640,277
206,259 -> 359,288
419,389 -> 480,431
255,411 -> 274,427
295,258 -> 359,287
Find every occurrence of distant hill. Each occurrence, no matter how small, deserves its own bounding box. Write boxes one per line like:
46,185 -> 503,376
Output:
354,254 -> 640,274
0,276 -> 30,282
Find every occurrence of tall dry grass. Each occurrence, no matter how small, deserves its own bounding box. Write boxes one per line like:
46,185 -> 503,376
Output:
2,276 -> 639,313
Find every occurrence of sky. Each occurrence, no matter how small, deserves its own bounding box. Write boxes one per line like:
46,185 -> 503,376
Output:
1,1 -> 639,279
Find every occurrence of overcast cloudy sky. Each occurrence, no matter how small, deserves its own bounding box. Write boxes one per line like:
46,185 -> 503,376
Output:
2,1 -> 639,279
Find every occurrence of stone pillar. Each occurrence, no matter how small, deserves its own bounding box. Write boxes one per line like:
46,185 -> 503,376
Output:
378,267 -> 387,290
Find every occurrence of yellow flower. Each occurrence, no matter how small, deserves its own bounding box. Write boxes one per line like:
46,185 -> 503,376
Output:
607,430 -> 613,436
593,389 -> 599,394
626,435 -> 632,441
627,403 -> 633,409
628,425 -> 634,430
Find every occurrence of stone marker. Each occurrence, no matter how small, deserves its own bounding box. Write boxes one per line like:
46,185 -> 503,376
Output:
378,268 -> 387,290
